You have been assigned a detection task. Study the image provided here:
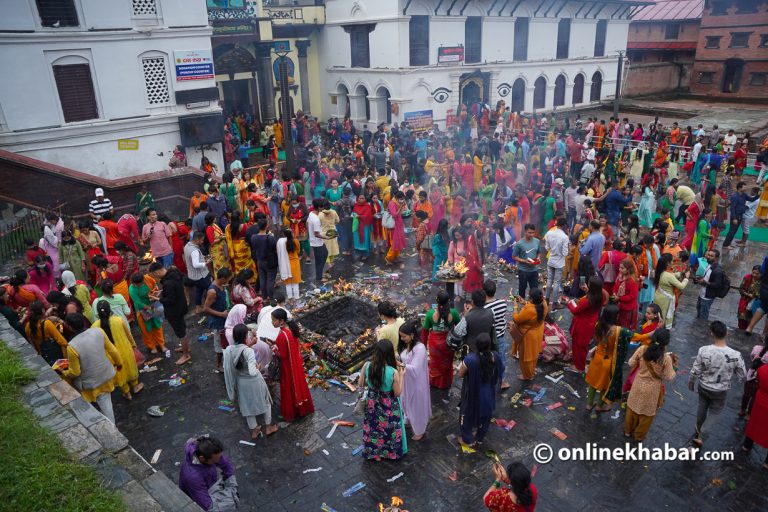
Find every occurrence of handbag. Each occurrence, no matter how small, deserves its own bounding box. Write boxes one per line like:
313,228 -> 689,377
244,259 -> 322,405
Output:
599,252 -> 617,283
353,389 -> 368,416
267,354 -> 281,382
447,317 -> 467,351
133,346 -> 146,366
381,209 -> 396,229
423,233 -> 433,251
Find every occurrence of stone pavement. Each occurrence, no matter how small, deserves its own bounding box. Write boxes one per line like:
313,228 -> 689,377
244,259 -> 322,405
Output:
114,238 -> 768,512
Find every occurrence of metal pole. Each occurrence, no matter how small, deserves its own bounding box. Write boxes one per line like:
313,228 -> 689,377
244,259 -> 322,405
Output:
613,50 -> 623,120
278,56 -> 295,178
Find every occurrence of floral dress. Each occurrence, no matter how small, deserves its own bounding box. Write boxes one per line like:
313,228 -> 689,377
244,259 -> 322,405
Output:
362,364 -> 407,461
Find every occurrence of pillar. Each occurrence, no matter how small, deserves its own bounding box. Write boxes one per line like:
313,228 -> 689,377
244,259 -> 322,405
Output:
256,43 -> 276,122
296,40 -> 311,114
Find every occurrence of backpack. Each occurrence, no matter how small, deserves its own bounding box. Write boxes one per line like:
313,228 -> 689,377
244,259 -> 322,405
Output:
716,271 -> 731,299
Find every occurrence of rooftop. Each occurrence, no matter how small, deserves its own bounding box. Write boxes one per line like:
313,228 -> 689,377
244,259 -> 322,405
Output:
632,0 -> 704,21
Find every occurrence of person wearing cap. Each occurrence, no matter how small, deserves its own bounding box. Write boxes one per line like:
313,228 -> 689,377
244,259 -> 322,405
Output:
89,188 -> 113,225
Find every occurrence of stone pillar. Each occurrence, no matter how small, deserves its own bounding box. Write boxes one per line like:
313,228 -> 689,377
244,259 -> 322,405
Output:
525,86 -> 534,114
256,43 -> 276,122
295,40 -> 311,114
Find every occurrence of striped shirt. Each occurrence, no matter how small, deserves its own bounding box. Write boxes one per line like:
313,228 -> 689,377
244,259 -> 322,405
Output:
485,299 -> 508,340
89,198 -> 113,220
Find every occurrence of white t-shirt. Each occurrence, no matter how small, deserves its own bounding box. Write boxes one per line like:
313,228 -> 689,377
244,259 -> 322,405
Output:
307,211 -> 323,247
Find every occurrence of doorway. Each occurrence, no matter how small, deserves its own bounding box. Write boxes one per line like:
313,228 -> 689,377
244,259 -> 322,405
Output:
459,71 -> 490,109
722,59 -> 744,93
222,79 -> 252,115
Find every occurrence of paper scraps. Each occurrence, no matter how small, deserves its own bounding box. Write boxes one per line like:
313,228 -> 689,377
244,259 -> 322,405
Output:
302,467 -> 322,474
239,440 -> 256,446
493,418 -> 517,431
550,428 -> 568,441
386,472 -> 404,483
150,449 -> 162,464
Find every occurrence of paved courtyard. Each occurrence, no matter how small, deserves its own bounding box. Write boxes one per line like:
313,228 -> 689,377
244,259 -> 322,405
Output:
114,238 -> 768,512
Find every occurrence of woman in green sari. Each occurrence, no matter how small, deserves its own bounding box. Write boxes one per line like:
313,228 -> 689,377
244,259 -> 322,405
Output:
540,188 -> 556,234
326,179 -> 343,211
585,305 -> 655,417
690,209 -> 712,265
135,185 -> 155,224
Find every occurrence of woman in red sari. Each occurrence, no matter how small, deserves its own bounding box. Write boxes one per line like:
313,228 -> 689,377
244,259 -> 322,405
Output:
462,225 -> 484,294
370,192 -> 386,255
428,185 -> 445,234
170,219 -> 190,274
270,308 -> 314,422
567,276 -> 608,373
422,291 -> 460,389
681,193 -> 703,251
614,259 -> 639,329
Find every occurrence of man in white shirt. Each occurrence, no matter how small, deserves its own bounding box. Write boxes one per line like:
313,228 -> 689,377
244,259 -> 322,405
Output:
543,217 -> 570,307
307,198 -> 328,286
723,129 -> 737,153
183,231 -> 211,313
564,181 -> 579,230
256,291 -> 292,343
691,138 -> 703,165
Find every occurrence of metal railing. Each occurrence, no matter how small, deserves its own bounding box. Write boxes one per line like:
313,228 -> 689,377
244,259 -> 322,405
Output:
0,204 -> 62,268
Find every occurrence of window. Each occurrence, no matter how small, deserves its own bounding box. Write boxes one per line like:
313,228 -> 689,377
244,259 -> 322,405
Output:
36,0 -> 78,27
53,64 -> 98,123
556,19 -> 571,59
760,35 -> 768,48
465,17 -> 482,64
710,1 -> 728,15
750,73 -> 767,86
142,57 -> 170,105
409,16 -> 430,66
513,18 -> 529,61
594,20 -> 607,57
664,22 -> 680,40
730,32 -> 750,48
698,72 -> 714,84
736,0 -> 758,14
347,25 -> 373,68
533,77 -> 546,109
132,0 -> 157,15
705,36 -> 721,49
206,0 -> 245,7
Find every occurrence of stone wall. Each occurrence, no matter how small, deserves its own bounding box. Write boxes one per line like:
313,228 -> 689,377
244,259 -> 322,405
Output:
624,61 -> 692,97
0,316 -> 202,512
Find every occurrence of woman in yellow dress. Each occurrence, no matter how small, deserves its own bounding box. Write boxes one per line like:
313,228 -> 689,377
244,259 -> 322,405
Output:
205,214 -> 230,274
274,120 -> 284,149
756,175 -> 768,222
93,300 -> 143,399
318,201 -> 340,265
225,212 -> 255,274
473,152 -> 483,192
277,229 -> 302,301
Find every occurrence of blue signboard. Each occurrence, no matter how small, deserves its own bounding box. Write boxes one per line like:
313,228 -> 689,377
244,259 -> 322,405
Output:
174,50 -> 215,82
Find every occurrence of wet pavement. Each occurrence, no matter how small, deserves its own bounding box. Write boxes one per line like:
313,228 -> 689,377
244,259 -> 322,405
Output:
113,236 -> 768,512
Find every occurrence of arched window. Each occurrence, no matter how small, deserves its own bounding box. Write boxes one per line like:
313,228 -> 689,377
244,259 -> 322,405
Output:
355,84 -> 370,121
590,71 -> 602,101
511,78 -> 525,112
572,73 -> 585,104
554,75 -> 566,107
336,84 -> 349,118
51,55 -> 99,123
533,76 -> 546,110
376,86 -> 391,124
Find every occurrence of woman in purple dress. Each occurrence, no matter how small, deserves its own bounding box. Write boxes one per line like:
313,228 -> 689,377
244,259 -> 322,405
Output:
398,319 -> 432,441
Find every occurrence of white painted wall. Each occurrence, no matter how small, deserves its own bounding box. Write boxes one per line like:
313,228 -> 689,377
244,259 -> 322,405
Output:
0,0 -> 222,179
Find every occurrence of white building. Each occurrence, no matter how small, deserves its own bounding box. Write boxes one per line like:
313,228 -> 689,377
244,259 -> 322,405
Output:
318,0 -> 642,128
0,0 -> 223,180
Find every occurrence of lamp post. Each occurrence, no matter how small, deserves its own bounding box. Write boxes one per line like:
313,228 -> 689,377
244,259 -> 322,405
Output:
273,48 -> 295,178
613,50 -> 624,120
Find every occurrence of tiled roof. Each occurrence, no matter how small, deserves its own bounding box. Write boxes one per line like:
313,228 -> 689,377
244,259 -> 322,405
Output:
632,0 -> 704,21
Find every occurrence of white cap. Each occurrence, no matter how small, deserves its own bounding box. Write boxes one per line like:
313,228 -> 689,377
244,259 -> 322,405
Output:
554,178 -> 564,185
95,188 -> 104,197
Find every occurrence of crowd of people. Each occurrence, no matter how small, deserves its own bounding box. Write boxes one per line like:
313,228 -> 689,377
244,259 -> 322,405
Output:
4,105 -> 768,512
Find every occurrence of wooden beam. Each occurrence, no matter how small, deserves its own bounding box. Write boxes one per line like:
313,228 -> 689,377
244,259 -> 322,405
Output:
435,0 -> 446,15
446,0 -> 459,15
543,0 -> 558,17
583,2 -> 599,18
402,0 -> 413,15
533,0 -> 548,17
554,0 -> 570,17
574,1 -> 589,18
592,2 -> 607,18
487,0 -> 499,16
459,0 -> 472,15
609,4 -> 623,19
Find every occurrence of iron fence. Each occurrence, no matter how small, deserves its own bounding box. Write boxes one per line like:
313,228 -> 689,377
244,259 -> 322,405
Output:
0,205 -> 62,268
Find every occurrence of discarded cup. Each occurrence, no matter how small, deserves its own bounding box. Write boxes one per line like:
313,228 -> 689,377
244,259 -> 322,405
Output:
147,406 -> 164,417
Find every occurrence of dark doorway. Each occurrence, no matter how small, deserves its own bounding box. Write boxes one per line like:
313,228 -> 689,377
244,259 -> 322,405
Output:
533,77 -> 546,110
722,59 -> 744,93
459,71 -> 490,107
554,75 -> 566,107
573,73 -> 584,104
511,78 -> 525,112
277,94 -> 295,118
222,79 -> 251,114
377,87 -> 392,124
590,71 -> 602,101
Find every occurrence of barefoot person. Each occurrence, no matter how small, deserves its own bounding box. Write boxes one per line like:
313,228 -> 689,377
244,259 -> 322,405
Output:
223,324 -> 277,439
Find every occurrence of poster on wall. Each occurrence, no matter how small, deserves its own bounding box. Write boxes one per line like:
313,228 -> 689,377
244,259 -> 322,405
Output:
404,110 -> 434,132
174,50 -> 215,82
438,46 -> 464,64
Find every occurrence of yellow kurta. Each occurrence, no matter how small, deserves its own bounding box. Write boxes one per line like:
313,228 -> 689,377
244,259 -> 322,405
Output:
93,316 -> 139,393
473,156 -> 483,192
62,329 -> 122,402
284,244 -> 302,285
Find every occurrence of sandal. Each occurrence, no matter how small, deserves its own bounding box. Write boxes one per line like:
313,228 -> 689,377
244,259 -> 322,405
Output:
266,425 -> 279,436
132,383 -> 145,394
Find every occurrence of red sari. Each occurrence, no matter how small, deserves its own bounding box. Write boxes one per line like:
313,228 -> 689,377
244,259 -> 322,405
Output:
567,293 -> 607,372
170,221 -> 189,274
273,326 -> 314,421
681,201 -> 701,251
463,233 -> 484,293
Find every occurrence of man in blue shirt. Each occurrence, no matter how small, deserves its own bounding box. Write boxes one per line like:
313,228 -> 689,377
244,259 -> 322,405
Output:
579,220 -> 605,270
511,224 -> 541,298
598,186 -> 632,233
414,133 -> 428,162
723,181 -> 758,249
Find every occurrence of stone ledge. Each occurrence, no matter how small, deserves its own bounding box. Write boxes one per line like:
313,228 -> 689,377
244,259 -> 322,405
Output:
0,316 -> 203,512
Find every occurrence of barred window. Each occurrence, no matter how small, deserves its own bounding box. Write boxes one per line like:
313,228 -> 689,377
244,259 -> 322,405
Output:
132,0 -> 157,16
142,57 -> 170,105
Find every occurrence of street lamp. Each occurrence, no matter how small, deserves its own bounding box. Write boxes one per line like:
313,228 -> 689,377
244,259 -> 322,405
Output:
273,47 -> 295,178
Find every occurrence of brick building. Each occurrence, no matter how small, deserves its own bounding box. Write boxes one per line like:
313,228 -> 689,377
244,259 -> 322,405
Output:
690,0 -> 768,99
627,0 -> 702,64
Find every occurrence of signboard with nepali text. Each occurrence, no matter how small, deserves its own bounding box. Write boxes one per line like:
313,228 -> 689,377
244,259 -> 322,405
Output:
438,46 -> 464,64
403,110 -> 434,132
174,50 -> 215,82
117,139 -> 139,150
